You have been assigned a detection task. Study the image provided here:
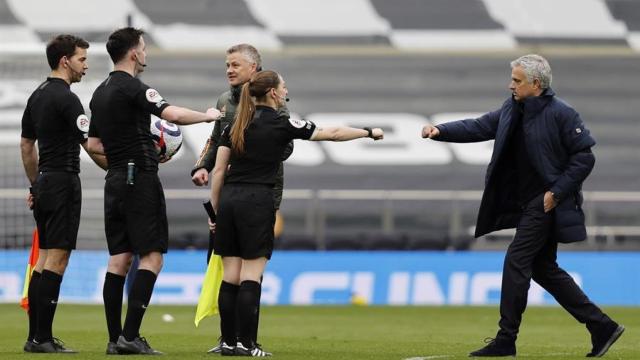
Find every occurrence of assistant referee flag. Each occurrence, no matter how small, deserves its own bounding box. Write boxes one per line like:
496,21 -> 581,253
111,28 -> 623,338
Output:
194,254 -> 223,327
20,228 -> 39,311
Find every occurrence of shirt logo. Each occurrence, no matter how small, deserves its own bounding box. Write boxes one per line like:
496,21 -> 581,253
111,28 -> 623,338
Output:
288,118 -> 306,129
146,88 -> 164,103
76,114 -> 89,132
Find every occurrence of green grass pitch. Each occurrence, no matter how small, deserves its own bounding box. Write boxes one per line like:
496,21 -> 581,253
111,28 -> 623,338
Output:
0,304 -> 637,359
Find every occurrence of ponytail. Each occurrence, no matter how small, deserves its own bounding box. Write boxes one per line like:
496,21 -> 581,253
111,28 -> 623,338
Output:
230,81 -> 254,155
229,70 -> 281,155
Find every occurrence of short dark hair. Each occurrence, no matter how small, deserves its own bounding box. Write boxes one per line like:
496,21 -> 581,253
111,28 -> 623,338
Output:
46,34 -> 89,70
106,27 -> 145,64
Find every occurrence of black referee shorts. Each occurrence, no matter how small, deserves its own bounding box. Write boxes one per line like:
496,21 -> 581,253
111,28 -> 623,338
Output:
214,184 -> 275,260
104,170 -> 168,256
33,172 -> 81,250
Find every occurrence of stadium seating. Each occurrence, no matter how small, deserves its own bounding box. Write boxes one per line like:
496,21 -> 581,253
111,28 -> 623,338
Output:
0,0 -> 639,51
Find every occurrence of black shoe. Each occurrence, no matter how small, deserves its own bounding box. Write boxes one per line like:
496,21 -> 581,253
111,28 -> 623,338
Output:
219,342 -> 236,356
23,340 -> 36,353
116,335 -> 163,355
587,323 -> 625,357
469,338 -> 516,357
234,342 -> 272,357
31,337 -> 77,353
207,337 -> 223,354
106,341 -> 120,355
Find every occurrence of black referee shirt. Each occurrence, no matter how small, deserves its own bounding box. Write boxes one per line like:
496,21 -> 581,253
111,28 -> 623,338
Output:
88,71 -> 170,171
21,77 -> 88,173
219,105 -> 315,186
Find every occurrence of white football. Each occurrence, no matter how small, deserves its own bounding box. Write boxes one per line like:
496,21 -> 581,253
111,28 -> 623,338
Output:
150,116 -> 182,158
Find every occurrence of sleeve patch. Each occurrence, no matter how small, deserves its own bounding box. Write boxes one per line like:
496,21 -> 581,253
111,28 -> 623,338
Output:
288,117 -> 306,128
76,114 -> 89,132
306,120 -> 315,130
146,88 -> 164,103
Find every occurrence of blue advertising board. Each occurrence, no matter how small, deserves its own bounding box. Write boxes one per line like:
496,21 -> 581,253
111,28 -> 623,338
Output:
0,250 -> 638,305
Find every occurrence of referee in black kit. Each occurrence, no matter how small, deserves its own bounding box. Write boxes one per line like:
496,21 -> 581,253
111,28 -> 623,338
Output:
87,27 -> 221,355
20,34 -> 107,353
190,43 -> 292,353
210,70 -> 383,356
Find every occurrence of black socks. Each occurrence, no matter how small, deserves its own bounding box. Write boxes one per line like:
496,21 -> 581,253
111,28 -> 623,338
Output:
34,270 -> 62,343
237,280 -> 261,348
27,270 -> 41,341
252,280 -> 262,343
218,281 -> 240,345
103,272 -> 126,343
122,269 -> 157,341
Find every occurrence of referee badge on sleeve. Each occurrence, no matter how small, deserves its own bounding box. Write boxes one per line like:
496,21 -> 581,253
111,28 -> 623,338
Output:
76,114 -> 89,132
288,118 -> 306,128
146,88 -> 163,103
146,88 -> 168,108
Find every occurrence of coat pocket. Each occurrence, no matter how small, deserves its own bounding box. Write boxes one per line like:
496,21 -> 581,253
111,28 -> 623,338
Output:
554,197 -> 587,243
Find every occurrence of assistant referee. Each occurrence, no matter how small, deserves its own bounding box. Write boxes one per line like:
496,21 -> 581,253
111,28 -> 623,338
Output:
210,70 -> 383,356
20,34 -> 107,353
190,43 -> 291,354
87,27 -> 221,355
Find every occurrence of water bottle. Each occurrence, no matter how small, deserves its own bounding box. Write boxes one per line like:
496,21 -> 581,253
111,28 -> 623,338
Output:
126,159 -> 135,186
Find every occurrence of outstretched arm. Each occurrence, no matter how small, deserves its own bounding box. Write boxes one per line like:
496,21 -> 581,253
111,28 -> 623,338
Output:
425,109 -> 501,143
161,106 -> 221,125
310,127 -> 383,142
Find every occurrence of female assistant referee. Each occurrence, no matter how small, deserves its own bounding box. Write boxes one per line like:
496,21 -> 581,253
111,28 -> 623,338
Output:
210,70 -> 383,356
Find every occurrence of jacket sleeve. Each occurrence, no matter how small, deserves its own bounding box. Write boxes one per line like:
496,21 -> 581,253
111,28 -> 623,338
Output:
549,110 -> 596,201
434,109 -> 501,143
190,95 -> 225,176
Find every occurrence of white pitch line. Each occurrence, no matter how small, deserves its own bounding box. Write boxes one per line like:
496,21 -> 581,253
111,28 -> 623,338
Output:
404,356 -> 453,360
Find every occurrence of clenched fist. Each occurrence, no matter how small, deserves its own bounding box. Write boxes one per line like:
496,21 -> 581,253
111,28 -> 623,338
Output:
421,125 -> 440,139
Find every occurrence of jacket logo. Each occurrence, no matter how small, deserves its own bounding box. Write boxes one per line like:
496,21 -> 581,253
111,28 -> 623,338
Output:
575,128 -> 582,134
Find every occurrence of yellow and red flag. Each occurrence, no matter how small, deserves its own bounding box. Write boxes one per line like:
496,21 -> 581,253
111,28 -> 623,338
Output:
20,228 -> 39,311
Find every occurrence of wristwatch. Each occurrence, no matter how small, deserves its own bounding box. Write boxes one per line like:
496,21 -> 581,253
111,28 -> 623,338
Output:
363,127 -> 373,138
550,192 -> 561,202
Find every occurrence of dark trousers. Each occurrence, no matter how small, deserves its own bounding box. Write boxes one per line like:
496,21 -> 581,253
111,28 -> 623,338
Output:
496,193 -> 611,343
